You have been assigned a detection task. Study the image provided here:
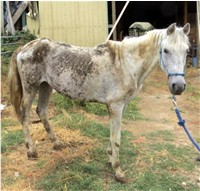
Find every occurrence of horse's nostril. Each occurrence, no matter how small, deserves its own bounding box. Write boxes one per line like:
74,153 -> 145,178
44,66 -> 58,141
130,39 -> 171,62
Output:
172,83 -> 176,91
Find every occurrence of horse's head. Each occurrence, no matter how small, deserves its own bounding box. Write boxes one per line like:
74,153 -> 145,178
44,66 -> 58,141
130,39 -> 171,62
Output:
160,23 -> 190,95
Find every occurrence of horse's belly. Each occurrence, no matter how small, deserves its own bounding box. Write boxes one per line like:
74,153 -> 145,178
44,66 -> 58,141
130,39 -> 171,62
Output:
46,70 -> 107,102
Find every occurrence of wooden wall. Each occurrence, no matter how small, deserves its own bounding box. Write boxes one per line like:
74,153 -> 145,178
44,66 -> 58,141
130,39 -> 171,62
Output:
27,1 -> 108,47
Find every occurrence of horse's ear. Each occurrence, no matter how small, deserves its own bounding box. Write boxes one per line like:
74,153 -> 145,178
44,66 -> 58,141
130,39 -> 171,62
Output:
167,23 -> 176,35
182,23 -> 190,35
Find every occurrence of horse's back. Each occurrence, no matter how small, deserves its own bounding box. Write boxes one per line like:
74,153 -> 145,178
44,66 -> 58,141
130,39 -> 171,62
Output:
45,42 -> 118,102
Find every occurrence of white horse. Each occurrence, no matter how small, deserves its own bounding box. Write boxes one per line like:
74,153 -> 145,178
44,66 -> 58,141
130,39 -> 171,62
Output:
9,23 -> 190,183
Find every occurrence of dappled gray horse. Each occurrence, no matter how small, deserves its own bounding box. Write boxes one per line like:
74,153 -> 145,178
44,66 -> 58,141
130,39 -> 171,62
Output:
9,23 -> 190,183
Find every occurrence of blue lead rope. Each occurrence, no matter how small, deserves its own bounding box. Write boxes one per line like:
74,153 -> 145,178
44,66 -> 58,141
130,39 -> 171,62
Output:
172,96 -> 200,152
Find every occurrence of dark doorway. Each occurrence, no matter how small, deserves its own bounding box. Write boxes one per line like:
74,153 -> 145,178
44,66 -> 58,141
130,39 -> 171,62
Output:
108,1 -> 197,41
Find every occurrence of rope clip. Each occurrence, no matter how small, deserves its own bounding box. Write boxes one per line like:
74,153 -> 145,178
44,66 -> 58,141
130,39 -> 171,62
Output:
172,95 -> 177,108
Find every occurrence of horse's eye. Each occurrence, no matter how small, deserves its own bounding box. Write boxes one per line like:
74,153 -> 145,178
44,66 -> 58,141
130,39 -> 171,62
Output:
164,49 -> 169,54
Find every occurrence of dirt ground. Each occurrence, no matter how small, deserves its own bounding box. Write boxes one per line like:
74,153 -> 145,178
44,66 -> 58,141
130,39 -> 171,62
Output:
125,67 -> 200,141
1,66 -> 200,190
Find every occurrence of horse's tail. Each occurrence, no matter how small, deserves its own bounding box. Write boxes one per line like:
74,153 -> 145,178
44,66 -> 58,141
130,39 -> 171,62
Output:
8,47 -> 23,122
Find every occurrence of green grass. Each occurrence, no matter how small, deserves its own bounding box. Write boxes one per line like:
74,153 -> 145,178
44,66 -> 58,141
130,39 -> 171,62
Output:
52,93 -> 79,111
1,118 -> 22,153
37,129 -> 137,191
1,119 -> 20,129
145,130 -> 175,141
1,130 -> 24,153
36,93 -> 199,190
52,111 -> 109,140
185,84 -> 200,101
2,96 -> 199,190
52,93 -> 108,116
37,107 -> 199,191
124,97 -> 147,120
37,124 -> 199,191
83,102 -> 108,116
52,93 -> 145,120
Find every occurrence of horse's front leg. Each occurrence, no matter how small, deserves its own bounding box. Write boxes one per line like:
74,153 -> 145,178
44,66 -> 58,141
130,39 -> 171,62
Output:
107,102 -> 127,183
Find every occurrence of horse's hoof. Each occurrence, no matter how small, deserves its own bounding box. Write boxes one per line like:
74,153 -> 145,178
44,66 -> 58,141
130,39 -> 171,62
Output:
53,142 -> 63,150
27,150 -> 38,159
115,174 -> 129,184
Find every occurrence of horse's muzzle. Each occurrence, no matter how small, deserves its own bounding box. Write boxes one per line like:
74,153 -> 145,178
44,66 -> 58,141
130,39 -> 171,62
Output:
171,82 -> 186,95
168,76 -> 186,95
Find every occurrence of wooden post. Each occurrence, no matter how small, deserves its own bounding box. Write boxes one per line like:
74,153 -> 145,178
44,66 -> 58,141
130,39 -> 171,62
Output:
111,1 -> 117,40
184,1 -> 188,24
197,1 -> 200,67
6,1 -> 15,35
106,1 -> 129,42
1,1 -> 4,34
5,1 -> 29,30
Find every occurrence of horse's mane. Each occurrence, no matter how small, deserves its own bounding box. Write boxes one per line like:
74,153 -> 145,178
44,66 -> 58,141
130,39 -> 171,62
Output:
122,29 -> 163,51
122,27 -> 190,51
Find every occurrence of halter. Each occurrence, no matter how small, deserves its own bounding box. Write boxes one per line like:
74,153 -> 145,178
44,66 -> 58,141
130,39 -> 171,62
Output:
159,44 -> 185,77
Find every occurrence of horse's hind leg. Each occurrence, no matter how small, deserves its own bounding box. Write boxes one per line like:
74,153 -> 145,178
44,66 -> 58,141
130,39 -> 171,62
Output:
36,82 -> 62,150
22,91 -> 38,159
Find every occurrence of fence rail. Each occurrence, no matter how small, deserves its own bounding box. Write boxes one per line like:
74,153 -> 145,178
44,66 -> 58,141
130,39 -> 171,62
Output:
1,35 -> 25,39
1,35 -> 24,56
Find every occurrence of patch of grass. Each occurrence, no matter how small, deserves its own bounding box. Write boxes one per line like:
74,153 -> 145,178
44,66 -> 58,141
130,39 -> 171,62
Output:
1,119 -> 19,129
37,130 -> 136,191
145,130 -> 175,141
52,112 -> 109,140
147,80 -> 166,89
52,93 -> 107,117
52,93 -> 79,111
185,84 -> 200,101
140,130 -> 196,171
130,134 -> 198,191
149,143 -> 195,171
51,93 -> 144,120
130,171 -> 195,191
44,103 -> 199,190
1,176 -> 16,188
1,117 -> 22,153
39,107 -> 137,190
36,160 -> 49,169
83,102 -> 108,116
38,159 -> 105,191
38,124 -> 199,191
52,92 -> 108,116
1,130 -> 24,153
1,56 -> 12,75
124,98 -> 146,121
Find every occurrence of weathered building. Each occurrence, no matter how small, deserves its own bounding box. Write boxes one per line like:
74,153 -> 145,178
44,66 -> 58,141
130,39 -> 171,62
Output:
27,1 -> 108,47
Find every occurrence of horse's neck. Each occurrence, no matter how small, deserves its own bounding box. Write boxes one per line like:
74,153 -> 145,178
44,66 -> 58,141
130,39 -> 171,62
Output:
128,30 -> 164,85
